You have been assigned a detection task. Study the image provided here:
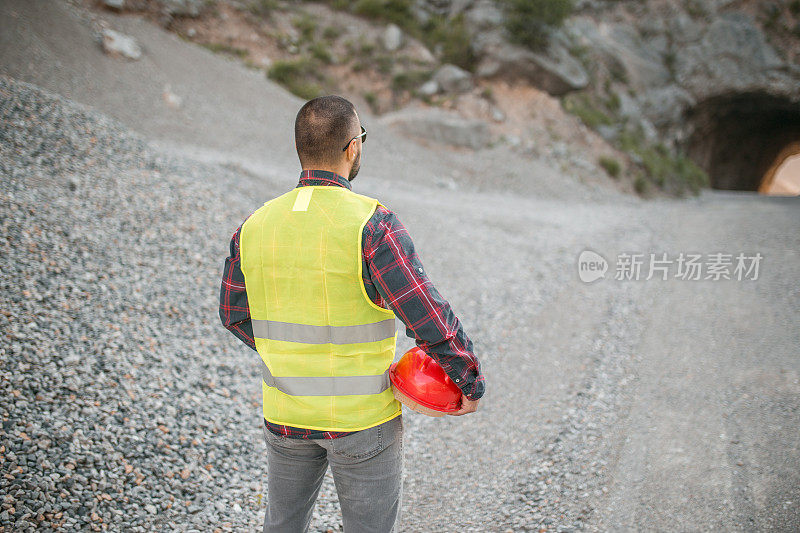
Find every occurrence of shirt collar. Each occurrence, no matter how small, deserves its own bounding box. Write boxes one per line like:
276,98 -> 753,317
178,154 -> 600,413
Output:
297,169 -> 352,190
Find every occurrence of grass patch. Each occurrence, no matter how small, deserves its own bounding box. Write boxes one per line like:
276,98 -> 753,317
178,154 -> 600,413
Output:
375,55 -> 394,74
323,26 -> 339,40
599,156 -> 621,178
358,40 -> 376,55
500,0 -> 574,51
664,50 -> 677,81
293,14 -> 318,41
563,93 -> 613,129
363,91 -> 378,113
310,42 -> 333,64
267,59 -> 326,100
619,130 -> 708,196
322,0 -> 478,70
247,0 -> 280,17
421,14 -> 476,71
352,0 -> 414,27
683,0 -> 708,19
200,42 -> 248,58
633,173 -> 648,195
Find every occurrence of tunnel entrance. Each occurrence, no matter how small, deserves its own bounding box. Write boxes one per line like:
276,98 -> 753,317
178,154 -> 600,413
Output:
685,92 -> 800,192
760,144 -> 800,195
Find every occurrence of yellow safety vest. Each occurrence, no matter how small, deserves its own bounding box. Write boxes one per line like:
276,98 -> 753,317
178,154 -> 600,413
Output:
239,185 -> 401,432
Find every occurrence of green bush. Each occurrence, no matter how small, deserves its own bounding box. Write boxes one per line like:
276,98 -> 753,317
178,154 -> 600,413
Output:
310,42 -> 333,64
618,131 -> 709,196
599,156 -> 621,178
267,59 -> 325,100
353,0 -> 415,28
633,173 -> 648,195
363,91 -> 378,112
247,0 -> 280,17
322,0 -> 477,71
323,26 -> 339,40
200,42 -> 248,58
422,15 -> 476,71
501,0 -> 574,50
293,14 -> 317,41
391,69 -> 433,92
563,93 -> 613,128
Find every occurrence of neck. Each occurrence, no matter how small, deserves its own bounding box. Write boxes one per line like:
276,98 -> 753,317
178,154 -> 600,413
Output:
302,164 -> 350,181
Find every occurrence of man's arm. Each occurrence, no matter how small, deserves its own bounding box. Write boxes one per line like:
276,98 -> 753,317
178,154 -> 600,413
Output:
219,225 -> 257,351
363,206 -> 485,401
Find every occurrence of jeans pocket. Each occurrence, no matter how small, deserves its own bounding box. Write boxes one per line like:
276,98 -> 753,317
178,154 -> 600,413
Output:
331,423 -> 384,460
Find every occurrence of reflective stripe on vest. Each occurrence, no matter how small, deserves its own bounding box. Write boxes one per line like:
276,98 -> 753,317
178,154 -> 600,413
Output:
251,318 -> 396,345
260,358 -> 391,396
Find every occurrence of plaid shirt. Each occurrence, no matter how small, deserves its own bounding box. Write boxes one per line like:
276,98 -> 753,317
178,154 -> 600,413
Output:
219,169 -> 484,439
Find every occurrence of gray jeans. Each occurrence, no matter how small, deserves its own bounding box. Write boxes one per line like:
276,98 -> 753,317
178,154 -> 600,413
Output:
262,415 -> 404,533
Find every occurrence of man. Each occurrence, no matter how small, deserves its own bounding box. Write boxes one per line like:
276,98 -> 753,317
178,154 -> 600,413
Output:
219,95 -> 485,532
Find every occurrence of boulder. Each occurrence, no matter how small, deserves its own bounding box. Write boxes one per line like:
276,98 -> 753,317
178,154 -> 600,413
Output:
379,108 -> 490,149
464,0 -> 503,31
448,0 -> 474,19
475,31 -> 589,96
159,0 -> 203,17
103,0 -> 125,10
383,24 -> 403,52
433,64 -> 473,94
101,29 -> 142,60
405,41 -> 437,65
417,80 -> 440,97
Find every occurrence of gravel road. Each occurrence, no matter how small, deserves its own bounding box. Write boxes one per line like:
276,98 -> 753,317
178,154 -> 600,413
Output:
1,2 -> 799,532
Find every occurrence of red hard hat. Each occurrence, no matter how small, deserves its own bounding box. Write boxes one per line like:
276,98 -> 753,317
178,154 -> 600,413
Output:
389,347 -> 462,417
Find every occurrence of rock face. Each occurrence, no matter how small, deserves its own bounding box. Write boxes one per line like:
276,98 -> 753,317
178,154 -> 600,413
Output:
101,29 -> 142,60
674,13 -> 794,99
379,107 -> 490,149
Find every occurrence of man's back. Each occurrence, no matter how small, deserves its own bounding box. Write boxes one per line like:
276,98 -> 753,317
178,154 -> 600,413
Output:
239,185 -> 401,432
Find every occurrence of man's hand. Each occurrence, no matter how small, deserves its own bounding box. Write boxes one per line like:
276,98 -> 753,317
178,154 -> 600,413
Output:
448,394 -> 480,416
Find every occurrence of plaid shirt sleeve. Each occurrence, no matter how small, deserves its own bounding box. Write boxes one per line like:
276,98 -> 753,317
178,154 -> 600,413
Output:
219,224 -> 256,351
363,206 -> 485,401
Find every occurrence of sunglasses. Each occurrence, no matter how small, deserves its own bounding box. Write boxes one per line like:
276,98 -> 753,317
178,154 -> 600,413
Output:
342,126 -> 367,151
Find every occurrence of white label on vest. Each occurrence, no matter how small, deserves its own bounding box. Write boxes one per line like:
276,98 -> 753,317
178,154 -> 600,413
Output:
292,187 -> 313,212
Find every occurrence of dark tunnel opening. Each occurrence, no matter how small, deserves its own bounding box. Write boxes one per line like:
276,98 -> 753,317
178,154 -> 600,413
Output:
685,93 -> 800,192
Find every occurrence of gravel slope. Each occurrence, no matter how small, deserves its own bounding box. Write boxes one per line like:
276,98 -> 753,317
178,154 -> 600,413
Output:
0,76 -> 280,532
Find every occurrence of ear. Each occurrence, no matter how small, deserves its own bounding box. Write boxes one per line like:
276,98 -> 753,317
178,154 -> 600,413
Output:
345,140 -> 356,162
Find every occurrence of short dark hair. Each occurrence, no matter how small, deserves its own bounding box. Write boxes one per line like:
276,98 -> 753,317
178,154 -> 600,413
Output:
294,95 -> 359,167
